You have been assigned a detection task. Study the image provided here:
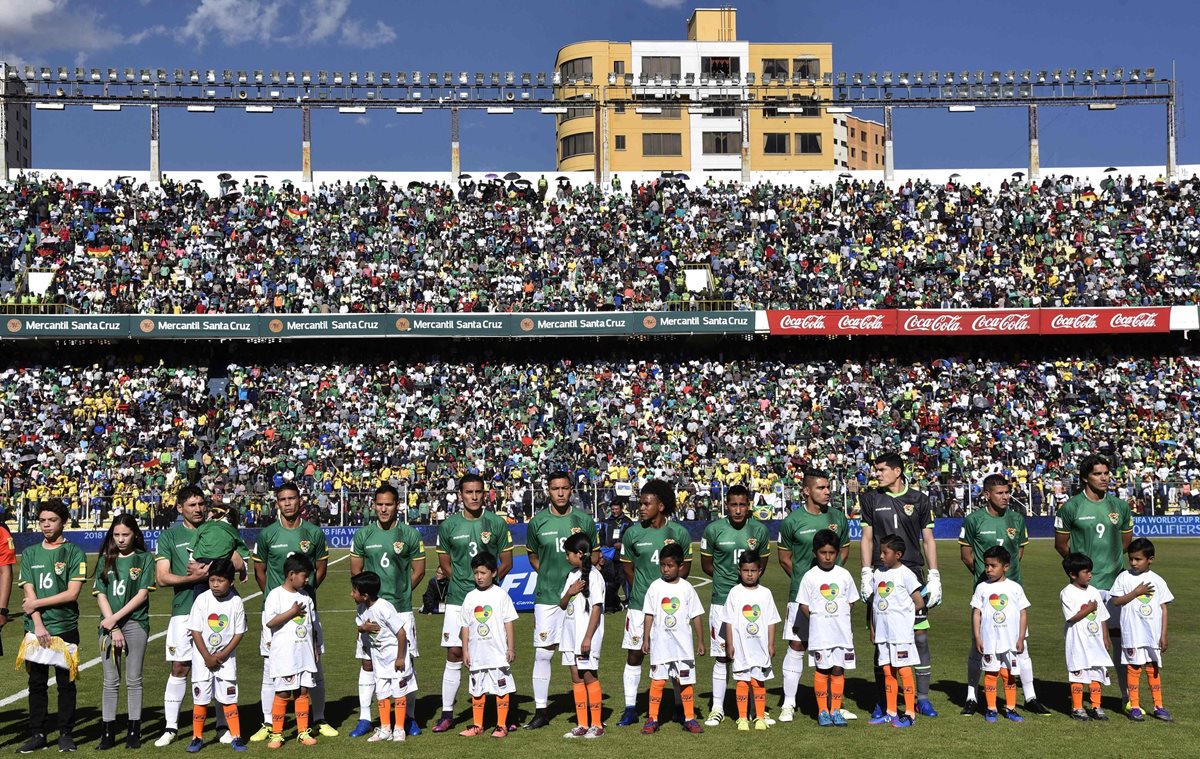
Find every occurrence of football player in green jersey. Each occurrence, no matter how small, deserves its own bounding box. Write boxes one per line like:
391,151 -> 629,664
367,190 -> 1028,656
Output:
700,484 -> 769,726
615,479 -> 693,727
958,474 -> 1049,716
524,471 -> 599,730
776,470 -> 851,722
347,484 -> 426,738
1054,455 -> 1134,705
430,474 -> 513,733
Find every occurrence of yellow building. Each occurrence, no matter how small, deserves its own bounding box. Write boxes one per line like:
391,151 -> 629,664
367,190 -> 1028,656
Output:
554,8 -> 837,175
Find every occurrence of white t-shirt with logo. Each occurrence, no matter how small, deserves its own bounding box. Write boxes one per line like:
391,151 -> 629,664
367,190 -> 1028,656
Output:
642,577 -> 704,666
970,578 -> 1030,655
355,597 -> 412,678
188,589 -> 247,681
1109,569 -> 1173,650
723,583 -> 780,671
1060,583 -> 1114,671
263,586 -> 320,678
871,565 -> 922,645
797,564 -> 857,651
560,566 -> 606,656
459,584 -> 518,671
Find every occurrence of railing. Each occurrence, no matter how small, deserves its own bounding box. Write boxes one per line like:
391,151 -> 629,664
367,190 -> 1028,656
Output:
0,301 -> 77,315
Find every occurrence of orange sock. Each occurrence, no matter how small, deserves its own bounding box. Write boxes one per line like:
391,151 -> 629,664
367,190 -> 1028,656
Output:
736,681 -> 749,719
496,694 -> 510,728
1089,681 -> 1101,709
899,667 -> 915,716
193,705 -> 206,740
1001,668 -> 1016,711
751,680 -> 765,720
573,682 -> 588,727
1071,683 -> 1084,711
295,695 -> 310,734
649,679 -> 665,722
586,680 -> 602,727
984,672 -> 998,711
1127,665 -> 1141,709
1146,665 -> 1163,708
814,671 -> 830,713
395,696 -> 407,731
271,695 -> 289,734
379,697 -> 392,730
831,673 -> 845,712
681,685 -> 695,722
222,704 -> 241,741
472,695 -> 485,727
883,665 -> 898,716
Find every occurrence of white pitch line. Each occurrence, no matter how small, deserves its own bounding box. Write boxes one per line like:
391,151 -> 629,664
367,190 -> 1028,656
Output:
0,553 -> 351,708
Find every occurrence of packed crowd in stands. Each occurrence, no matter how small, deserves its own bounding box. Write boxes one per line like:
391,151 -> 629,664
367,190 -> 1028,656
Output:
4,170 -> 1199,313
1,338 -> 1198,527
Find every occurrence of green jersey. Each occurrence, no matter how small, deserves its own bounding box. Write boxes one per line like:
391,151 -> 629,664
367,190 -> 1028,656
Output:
959,507 -> 1029,586
620,520 -> 693,608
155,522 -> 202,617
700,517 -> 771,605
92,550 -> 157,632
351,522 -> 426,612
777,506 -> 850,603
191,520 -> 250,562
1054,492 -> 1133,589
525,507 -> 599,605
253,520 -> 329,596
18,541 -> 89,636
436,511 -> 513,606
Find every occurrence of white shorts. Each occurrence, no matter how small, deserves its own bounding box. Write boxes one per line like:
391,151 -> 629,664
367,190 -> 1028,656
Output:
708,604 -> 729,657
561,628 -> 604,671
192,676 -> 239,706
272,672 -> 316,692
808,647 -> 857,670
981,651 -> 1019,674
876,642 -> 919,668
441,605 -> 463,648
732,665 -> 774,682
376,672 -> 418,699
533,604 -> 565,647
166,616 -> 195,662
783,602 -> 809,644
1121,646 -> 1163,667
622,609 -> 646,650
357,612 -> 419,660
468,667 -> 516,697
1068,666 -> 1111,685
649,660 -> 697,685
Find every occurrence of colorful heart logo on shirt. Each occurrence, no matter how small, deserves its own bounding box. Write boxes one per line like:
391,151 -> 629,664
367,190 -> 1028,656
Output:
1137,592 -> 1153,604
742,604 -> 761,622
876,581 -> 894,598
207,614 -> 228,632
474,605 -> 492,623
1079,605 -> 1097,621
820,583 -> 839,601
988,594 -> 1008,611
661,597 -> 680,615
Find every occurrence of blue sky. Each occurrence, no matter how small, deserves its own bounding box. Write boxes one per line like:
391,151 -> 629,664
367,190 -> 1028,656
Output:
2,0 -> 1193,172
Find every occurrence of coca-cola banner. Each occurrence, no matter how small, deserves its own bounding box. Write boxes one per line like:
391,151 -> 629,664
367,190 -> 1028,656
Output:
1041,307 -> 1172,334
897,309 -> 1039,336
766,310 -> 895,335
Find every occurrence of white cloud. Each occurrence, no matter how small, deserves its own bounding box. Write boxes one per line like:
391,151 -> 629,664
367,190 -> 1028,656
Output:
0,0 -> 125,53
178,0 -> 394,48
643,0 -> 686,8
354,115 -> 370,126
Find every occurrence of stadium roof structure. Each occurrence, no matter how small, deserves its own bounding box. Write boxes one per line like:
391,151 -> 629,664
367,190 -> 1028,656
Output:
0,62 -> 1176,186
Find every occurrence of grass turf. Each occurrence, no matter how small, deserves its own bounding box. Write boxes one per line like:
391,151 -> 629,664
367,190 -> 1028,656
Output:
1,538 -> 1195,756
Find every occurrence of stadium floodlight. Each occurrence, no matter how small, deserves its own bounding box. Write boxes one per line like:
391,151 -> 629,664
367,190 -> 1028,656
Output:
822,72 -> 833,86
1067,68 -> 1077,82
490,72 -> 499,86
252,70 -> 262,84
699,72 -> 710,85
395,71 -> 405,85
170,68 -> 181,82
90,69 -> 101,82
1020,70 -> 1030,83
730,73 -> 740,84
222,70 -> 232,83
72,67 -> 84,80
1005,70 -> 1015,83
107,68 -> 118,81
624,73 -> 634,86
348,71 -> 358,84
899,72 -> 909,85
332,71 -> 343,84
380,72 -> 390,85
685,72 -> 695,85
959,70 -> 970,83
1053,69 -> 1062,82
867,72 -> 877,85
521,72 -> 531,86
914,71 -> 924,85
205,70 -> 215,83
585,73 -> 594,85
1112,67 -> 1124,81
411,71 -> 422,85
271,71 -> 282,84
1129,68 -> 1141,81
235,71 -> 246,84
608,72 -> 617,85
745,72 -> 755,85
946,71 -> 957,84
283,71 -> 294,84
40,67 -> 52,80
990,71 -> 1000,84
427,73 -> 438,86
318,71 -> 328,84
974,70 -> 984,83
475,72 -> 484,86
1144,67 -> 1155,80
1098,68 -> 1108,81
123,68 -> 133,82
1083,69 -> 1094,82
882,71 -> 893,85
300,71 -> 311,84
54,67 -> 66,80
852,72 -> 862,85
652,72 -> 662,85
505,72 -> 514,85
22,66 -> 33,79
1035,70 -> 1046,83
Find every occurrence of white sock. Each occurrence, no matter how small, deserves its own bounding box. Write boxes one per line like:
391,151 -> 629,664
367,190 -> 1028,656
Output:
260,665 -> 274,724
711,660 -> 728,713
781,649 -> 805,708
533,648 -> 554,709
966,646 -> 983,702
358,668 -> 376,722
311,661 -> 326,722
623,664 -> 642,708
442,661 -> 463,712
163,675 -> 187,731
1016,649 -> 1038,701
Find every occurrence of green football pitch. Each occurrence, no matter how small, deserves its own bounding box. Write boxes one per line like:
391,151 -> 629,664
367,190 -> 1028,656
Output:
1,538 -> 1195,756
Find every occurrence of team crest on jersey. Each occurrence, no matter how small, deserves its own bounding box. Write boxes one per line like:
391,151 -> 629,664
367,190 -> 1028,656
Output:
539,632 -> 548,641
902,503 -> 915,516
443,632 -> 450,642
393,541 -> 405,554
747,538 -> 758,550
480,532 -> 492,543
663,538 -> 676,545
828,524 -> 838,532
168,646 -> 176,656
1107,513 -> 1119,525
53,562 -> 65,576
299,540 -> 312,553
129,566 -> 142,580
1006,528 -> 1016,539
570,527 -> 581,534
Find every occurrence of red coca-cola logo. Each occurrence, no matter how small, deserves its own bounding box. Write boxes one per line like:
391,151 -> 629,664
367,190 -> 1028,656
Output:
779,314 -> 826,330
1049,313 -> 1099,330
970,313 -> 1032,332
838,314 -> 885,331
1109,312 -> 1160,329
902,314 -> 963,332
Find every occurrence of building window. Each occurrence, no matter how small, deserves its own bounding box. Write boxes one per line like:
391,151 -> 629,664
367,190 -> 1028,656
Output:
762,58 -> 788,80
701,56 -> 740,78
763,133 -> 789,154
615,135 -> 626,151
763,96 -> 786,118
614,61 -> 626,75
643,132 -> 682,156
637,97 -> 681,119
795,133 -> 822,154
559,57 -> 593,82
641,56 -> 682,80
850,147 -> 856,158
704,97 -> 737,118
560,95 -> 592,123
560,132 -> 594,160
614,103 -> 625,113
875,134 -> 880,145
850,127 -> 856,138
787,97 -> 820,117
861,131 -> 867,142
702,131 -> 742,154
793,57 -> 820,80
